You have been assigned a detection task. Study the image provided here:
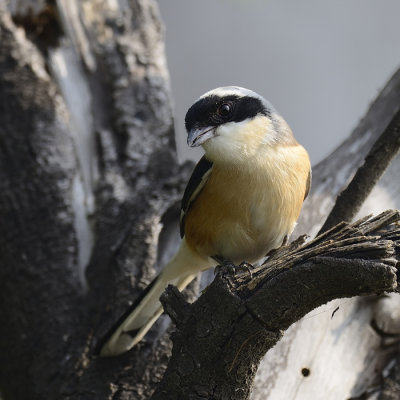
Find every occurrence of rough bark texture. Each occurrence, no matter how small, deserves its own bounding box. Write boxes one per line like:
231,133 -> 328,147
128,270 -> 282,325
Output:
296,66 -> 400,236
0,6 -> 81,399
1,1 -> 400,399
320,109 -> 400,233
152,212 -> 400,400
152,212 -> 400,399
1,1 -> 190,398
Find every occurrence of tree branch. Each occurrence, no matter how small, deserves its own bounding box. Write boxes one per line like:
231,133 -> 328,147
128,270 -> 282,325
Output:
2,1 -> 400,399
296,67 -> 400,237
319,109 -> 400,234
153,211 -> 400,400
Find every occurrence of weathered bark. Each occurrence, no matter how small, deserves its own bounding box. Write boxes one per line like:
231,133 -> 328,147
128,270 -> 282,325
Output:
1,1 -> 189,398
0,5 -> 82,399
1,1 -> 400,399
253,67 -> 400,400
320,109 -> 400,233
251,65 -> 400,400
152,211 -> 400,400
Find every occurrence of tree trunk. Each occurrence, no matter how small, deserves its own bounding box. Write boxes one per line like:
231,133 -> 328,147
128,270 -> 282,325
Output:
0,1 -> 400,399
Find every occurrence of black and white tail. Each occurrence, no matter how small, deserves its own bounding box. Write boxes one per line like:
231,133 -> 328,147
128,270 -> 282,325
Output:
100,239 -> 210,356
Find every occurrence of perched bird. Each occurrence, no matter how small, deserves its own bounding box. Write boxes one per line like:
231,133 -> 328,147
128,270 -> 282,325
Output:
100,86 -> 311,356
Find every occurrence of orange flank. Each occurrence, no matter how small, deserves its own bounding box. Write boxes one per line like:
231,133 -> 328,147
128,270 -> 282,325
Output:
185,143 -> 310,264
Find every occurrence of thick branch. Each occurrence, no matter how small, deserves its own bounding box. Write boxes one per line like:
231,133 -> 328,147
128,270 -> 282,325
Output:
2,0 -> 400,398
319,109 -> 400,234
153,211 -> 400,400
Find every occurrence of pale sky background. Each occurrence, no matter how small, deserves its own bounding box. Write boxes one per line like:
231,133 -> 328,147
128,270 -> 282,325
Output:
156,0 -> 400,165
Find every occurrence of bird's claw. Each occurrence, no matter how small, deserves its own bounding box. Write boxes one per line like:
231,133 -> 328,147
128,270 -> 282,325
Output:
238,261 -> 254,277
214,260 -> 254,277
214,260 -> 237,276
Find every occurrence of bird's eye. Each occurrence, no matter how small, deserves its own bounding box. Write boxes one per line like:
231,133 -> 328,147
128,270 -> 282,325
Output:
218,103 -> 232,117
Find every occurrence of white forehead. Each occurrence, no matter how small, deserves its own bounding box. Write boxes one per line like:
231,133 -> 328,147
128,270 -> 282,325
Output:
199,86 -> 275,112
200,86 -> 263,101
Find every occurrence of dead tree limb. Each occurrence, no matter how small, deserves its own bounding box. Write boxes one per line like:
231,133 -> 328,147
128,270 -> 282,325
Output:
153,211 -> 400,400
1,1 -> 400,399
320,110 -> 400,233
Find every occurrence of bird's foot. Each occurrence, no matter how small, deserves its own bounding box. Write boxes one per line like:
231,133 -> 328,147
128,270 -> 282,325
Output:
214,258 -> 254,278
238,261 -> 254,278
214,259 -> 237,276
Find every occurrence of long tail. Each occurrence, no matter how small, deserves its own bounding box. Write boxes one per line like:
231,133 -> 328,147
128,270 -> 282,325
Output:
100,239 -> 210,356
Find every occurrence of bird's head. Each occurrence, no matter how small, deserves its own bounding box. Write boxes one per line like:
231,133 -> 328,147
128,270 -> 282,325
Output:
185,86 -> 296,164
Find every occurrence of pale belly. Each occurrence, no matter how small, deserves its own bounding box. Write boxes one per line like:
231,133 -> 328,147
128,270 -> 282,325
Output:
214,206 -> 295,263
184,166 -> 302,264
210,218 -> 292,264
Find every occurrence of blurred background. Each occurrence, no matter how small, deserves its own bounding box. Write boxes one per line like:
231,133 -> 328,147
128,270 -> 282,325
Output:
156,0 -> 400,165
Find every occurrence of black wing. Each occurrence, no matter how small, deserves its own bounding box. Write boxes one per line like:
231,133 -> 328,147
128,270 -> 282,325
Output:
180,156 -> 213,238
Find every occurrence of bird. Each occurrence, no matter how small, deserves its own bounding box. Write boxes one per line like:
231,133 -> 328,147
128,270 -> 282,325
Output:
100,86 -> 311,356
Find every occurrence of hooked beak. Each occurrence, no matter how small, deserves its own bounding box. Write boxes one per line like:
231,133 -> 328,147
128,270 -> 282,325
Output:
187,126 -> 217,147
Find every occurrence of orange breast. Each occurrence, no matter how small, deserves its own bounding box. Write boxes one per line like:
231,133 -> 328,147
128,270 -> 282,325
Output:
184,144 -> 310,264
